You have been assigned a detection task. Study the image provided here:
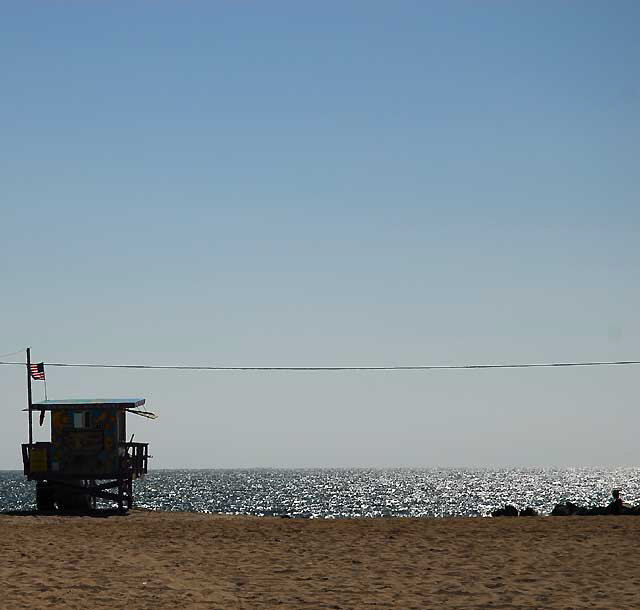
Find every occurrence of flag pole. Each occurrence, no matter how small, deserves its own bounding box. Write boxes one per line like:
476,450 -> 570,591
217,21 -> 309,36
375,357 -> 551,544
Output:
26,347 -> 33,446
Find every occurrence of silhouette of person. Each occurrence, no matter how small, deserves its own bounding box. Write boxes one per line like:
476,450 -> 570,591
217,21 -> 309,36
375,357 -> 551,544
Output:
610,488 -> 623,514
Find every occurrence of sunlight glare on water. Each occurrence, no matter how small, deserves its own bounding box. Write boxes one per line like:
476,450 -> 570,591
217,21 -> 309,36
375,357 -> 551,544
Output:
4,468 -> 638,517
2,468 -> 638,517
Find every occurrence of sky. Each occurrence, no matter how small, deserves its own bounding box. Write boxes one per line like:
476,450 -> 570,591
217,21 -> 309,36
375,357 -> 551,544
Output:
1,1 -> 639,469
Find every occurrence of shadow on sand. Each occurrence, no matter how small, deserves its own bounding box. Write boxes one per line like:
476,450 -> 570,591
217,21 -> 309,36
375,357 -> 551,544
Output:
1,508 -> 130,518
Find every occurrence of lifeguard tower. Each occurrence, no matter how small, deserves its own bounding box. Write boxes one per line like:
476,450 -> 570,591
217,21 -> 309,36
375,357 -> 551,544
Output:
19,350 -> 156,511
22,398 -> 151,511
19,349 -> 154,511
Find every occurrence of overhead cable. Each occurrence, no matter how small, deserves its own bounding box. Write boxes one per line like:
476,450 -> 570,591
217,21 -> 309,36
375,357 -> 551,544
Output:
0,348 -> 29,360
0,359 -> 639,371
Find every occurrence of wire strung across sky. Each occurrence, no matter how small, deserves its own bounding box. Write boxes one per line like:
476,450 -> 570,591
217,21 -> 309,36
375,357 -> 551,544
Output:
0,359 -> 639,372
0,348 -> 28,360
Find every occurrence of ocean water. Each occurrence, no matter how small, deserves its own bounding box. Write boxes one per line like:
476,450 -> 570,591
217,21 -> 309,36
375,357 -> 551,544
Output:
2,468 -> 639,517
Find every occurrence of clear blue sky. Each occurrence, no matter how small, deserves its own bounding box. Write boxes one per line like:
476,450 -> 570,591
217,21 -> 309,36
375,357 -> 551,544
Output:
1,1 -> 638,469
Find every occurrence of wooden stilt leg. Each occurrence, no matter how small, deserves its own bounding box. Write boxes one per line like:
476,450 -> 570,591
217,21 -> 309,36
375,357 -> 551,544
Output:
118,479 -> 124,510
89,480 -> 97,510
127,478 -> 133,509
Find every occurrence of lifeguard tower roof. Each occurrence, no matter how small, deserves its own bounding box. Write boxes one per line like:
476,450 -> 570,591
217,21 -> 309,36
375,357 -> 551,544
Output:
30,398 -> 145,411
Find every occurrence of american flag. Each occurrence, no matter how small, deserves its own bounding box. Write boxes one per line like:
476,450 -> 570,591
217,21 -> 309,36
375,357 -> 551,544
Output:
29,362 -> 45,380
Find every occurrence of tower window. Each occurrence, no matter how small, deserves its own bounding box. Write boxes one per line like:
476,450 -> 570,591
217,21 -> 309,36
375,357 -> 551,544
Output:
73,412 -> 91,428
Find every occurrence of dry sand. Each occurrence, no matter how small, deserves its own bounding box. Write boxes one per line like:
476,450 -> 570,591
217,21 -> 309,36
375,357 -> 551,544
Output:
1,510 -> 640,609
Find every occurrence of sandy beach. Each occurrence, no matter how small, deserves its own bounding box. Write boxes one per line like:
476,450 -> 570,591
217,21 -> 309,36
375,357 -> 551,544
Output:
2,511 -> 640,609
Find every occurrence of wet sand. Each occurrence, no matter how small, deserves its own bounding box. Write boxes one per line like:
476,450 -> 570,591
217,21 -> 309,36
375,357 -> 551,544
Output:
1,510 -> 639,609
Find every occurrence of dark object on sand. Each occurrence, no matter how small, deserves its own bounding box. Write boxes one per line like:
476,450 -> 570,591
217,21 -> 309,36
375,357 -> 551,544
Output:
491,505 -> 538,517
551,501 -> 580,516
491,504 -> 519,517
551,491 -> 640,517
